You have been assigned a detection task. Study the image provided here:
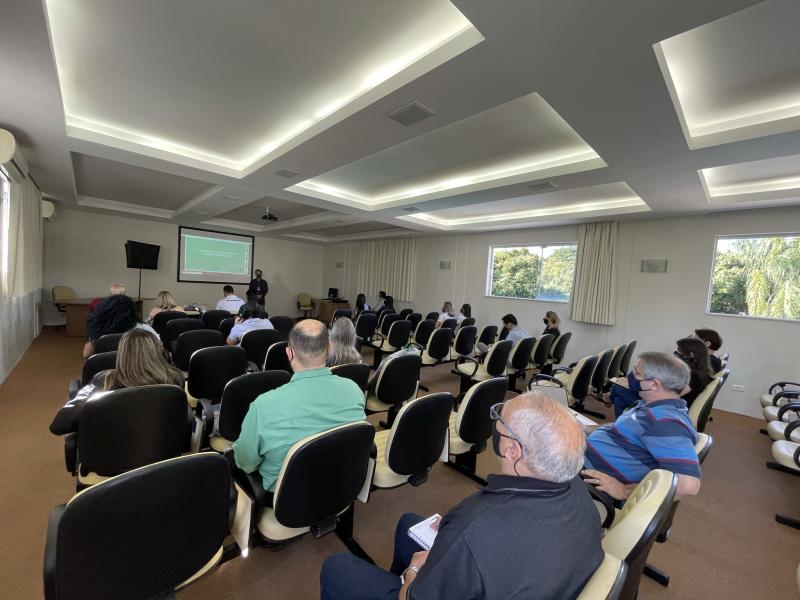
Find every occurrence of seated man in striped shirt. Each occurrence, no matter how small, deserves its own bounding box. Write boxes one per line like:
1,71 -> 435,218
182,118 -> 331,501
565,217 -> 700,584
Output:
582,351 -> 702,499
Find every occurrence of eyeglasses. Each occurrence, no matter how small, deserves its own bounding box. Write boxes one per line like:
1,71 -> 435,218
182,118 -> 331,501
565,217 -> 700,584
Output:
489,402 -> 523,448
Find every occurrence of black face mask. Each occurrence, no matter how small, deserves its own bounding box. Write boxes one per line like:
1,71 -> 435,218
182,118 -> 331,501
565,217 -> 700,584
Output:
543,318 -> 548,324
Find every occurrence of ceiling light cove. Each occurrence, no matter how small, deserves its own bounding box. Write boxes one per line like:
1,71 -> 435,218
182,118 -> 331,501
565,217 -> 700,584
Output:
700,154 -> 800,208
44,0 -> 483,177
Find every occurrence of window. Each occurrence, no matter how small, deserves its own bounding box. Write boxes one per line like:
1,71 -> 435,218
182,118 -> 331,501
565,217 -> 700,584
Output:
709,234 -> 800,321
486,244 -> 577,302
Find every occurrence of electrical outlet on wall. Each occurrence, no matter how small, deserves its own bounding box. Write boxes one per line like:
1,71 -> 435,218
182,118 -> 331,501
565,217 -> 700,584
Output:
731,384 -> 744,392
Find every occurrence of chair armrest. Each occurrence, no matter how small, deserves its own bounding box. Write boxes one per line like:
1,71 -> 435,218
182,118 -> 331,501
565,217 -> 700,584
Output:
794,444 -> 800,470
226,451 -> 270,517
583,481 -> 616,529
245,360 -> 259,373
527,374 -> 565,390
68,378 -> 80,400
43,504 -> 67,600
64,433 -> 77,474
456,356 -> 479,378
194,397 -> 216,438
773,390 -> 800,406
777,402 -> 800,421
770,381 -> 800,393
553,366 -> 573,374
784,419 -> 800,441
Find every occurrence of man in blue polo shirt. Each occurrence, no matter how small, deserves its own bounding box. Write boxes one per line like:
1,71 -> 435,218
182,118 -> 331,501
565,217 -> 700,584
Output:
582,351 -> 702,499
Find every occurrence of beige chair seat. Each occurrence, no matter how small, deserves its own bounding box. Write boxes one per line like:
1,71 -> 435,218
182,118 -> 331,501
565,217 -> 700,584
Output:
77,470 -> 112,486
448,411 -> 473,455
366,394 -> 393,412
372,336 -> 398,353
449,347 -> 474,362
576,553 -> 625,599
185,382 -> 199,409
455,361 -> 492,382
761,393 -> 776,408
372,429 -> 410,488
209,435 -> 234,453
767,421 -> 800,443
421,349 -> 442,365
257,507 -> 311,541
771,440 -> 800,471
764,405 -> 781,422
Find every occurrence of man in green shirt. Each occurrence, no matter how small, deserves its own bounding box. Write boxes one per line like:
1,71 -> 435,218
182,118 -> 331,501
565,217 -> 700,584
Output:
233,319 -> 366,493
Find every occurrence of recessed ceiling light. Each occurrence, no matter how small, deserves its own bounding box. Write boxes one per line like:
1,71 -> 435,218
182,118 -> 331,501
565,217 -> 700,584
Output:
402,206 -> 422,212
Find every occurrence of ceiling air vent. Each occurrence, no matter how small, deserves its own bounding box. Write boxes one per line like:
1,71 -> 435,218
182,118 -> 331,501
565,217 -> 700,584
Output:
275,168 -> 299,178
402,206 -> 422,213
387,101 -> 435,127
526,181 -> 557,193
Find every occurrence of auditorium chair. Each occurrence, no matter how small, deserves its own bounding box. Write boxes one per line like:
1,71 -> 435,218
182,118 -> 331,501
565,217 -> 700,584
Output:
761,381 -> 800,409
377,309 -> 397,330
51,285 -> 76,318
618,340 -> 637,376
297,293 -> 315,319
459,317 -> 476,328
535,354 -> 600,416
766,402 -> 800,443
604,344 -> 628,391
68,351 -> 116,399
411,318 -> 436,347
365,352 -> 421,429
406,312 -> 422,329
263,340 -> 293,373
425,311 -> 440,321
527,333 -> 555,373
269,316 -> 294,340
595,469 -> 678,600
331,363 -> 371,394
202,309 -> 233,330
368,316 -> 411,368
371,392 -> 453,489
588,348 -> 614,399
449,324 -> 477,358
544,331 -> 572,373
474,325 -> 498,358
354,312 -> 378,351
440,318 -> 458,340
688,370 -> 727,432
44,454 -> 235,600
453,339 -> 513,396
446,377 -> 507,485
152,310 -> 192,340
768,435 -> 800,477
398,308 -> 414,319
230,422 -> 375,559
69,385 -> 189,489
412,327 -> 452,391
173,329 -> 225,375
240,328 -> 283,372
505,336 -> 536,392
219,317 -> 235,340
577,554 -> 627,600
93,332 -> 123,354
202,371 -> 292,453
330,309 -> 352,325
164,317 -> 205,356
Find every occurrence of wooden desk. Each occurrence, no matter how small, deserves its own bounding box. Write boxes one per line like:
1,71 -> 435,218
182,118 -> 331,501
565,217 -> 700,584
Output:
62,298 -> 146,337
315,299 -> 350,323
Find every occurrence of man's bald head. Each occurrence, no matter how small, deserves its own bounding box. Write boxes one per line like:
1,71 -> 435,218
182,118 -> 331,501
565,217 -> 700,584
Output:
288,319 -> 330,369
502,391 -> 586,483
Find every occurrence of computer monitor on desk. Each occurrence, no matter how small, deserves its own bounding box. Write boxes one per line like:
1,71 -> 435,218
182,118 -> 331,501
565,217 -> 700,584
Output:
328,288 -> 338,300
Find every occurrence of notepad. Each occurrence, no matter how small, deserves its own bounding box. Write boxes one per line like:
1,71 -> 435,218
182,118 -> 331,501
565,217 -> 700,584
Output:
407,514 -> 441,550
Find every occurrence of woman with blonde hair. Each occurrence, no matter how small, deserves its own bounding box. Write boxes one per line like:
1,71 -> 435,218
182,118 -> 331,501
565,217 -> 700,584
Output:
51,328 -> 184,435
542,311 -> 561,337
327,317 -> 362,367
147,290 -> 184,322
437,301 -> 455,325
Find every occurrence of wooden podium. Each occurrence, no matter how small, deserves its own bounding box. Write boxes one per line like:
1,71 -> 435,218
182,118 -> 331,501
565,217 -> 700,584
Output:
62,298 -> 147,337
315,299 -> 350,322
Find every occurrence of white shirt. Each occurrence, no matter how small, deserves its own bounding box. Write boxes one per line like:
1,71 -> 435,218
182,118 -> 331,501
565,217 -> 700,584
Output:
216,294 -> 245,313
228,318 -> 274,344
438,312 -> 455,322
506,326 -> 529,345
456,314 -> 466,324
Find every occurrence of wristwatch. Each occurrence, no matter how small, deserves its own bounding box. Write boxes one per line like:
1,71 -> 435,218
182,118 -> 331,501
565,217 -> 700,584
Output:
401,565 -> 419,585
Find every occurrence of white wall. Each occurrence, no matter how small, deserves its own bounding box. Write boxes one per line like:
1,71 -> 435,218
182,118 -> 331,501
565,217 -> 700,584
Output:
324,206 -> 800,419
43,208 -> 326,317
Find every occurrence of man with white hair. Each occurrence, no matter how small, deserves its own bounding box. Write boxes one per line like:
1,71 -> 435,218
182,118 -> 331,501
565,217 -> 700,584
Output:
320,391 -> 604,599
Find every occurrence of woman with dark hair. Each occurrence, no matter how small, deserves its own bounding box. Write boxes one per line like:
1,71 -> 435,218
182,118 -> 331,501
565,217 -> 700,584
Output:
52,328 -> 185,435
458,303 -> 472,323
694,328 -> 724,373
542,311 -> 561,337
675,337 -> 714,407
353,293 -> 370,319
82,294 -> 156,358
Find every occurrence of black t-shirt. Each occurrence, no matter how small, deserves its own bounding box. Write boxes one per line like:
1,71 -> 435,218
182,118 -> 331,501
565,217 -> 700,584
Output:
408,475 -> 603,600
543,326 -> 560,337
709,354 -> 722,374
248,278 -> 268,296
683,370 -> 712,407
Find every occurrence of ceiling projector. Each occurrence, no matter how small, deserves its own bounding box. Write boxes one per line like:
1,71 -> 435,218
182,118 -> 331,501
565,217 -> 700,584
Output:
262,208 -> 279,222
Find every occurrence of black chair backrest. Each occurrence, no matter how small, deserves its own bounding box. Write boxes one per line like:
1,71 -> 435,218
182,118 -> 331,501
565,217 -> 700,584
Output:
164,317 -> 205,350
607,344 -> 628,381
572,355 -> 599,399
460,317 -> 476,328
240,328 -> 283,369
591,349 -> 615,391
386,392 -> 453,475
413,319 -> 436,346
380,313 -> 402,336
406,312 -> 422,328
264,340 -> 293,373
452,325 -> 477,357
173,329 -> 225,372
696,373 -> 727,433
152,310 -> 191,336
331,363 -> 371,393
485,339 -> 513,377
531,333 -> 555,366
510,336 -> 537,371
377,309 -> 396,328
218,371 -> 292,441
187,346 -> 247,402
458,378 -> 508,444
269,316 -> 294,340
441,318 -> 459,337
375,353 -> 422,405
619,340 -> 637,375
77,385 -> 188,477
426,328 -> 452,360
219,317 -> 235,339
399,308 -> 414,319
425,311 -> 440,321
387,320 -> 412,348
549,331 -> 572,363
478,325 -> 498,346
93,333 -> 123,354
202,309 -> 233,331
331,309 -> 352,323
81,351 -> 117,385
355,312 -> 378,341
273,422 -> 375,529
44,453 -> 232,600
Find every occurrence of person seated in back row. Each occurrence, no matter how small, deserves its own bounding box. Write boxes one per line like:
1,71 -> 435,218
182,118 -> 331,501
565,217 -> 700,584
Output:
542,311 -> 560,337
457,303 -> 472,324
435,301 -> 455,326
327,317 -> 362,367
226,304 -> 273,345
501,313 -> 529,344
233,320 -> 366,498
83,294 -> 157,358
353,293 -> 370,319
694,328 -> 724,373
147,290 -> 184,322
216,285 -> 245,313
89,283 -> 126,311
320,391 -> 604,599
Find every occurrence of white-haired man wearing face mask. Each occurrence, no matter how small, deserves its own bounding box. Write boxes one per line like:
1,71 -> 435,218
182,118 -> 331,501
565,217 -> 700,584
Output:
319,391 -> 604,600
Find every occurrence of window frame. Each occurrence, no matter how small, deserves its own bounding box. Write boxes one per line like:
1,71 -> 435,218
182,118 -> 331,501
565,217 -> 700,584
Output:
484,242 -> 578,303
706,232 -> 800,324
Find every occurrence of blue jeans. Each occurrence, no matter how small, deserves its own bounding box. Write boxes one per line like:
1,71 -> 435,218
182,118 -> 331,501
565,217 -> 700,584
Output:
320,512 -> 426,600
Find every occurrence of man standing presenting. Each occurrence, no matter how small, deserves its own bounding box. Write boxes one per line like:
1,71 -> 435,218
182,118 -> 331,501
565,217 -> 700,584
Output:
248,269 -> 268,308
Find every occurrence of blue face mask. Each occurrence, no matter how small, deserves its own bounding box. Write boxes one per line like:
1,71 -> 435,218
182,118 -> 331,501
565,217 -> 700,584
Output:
627,371 -> 642,394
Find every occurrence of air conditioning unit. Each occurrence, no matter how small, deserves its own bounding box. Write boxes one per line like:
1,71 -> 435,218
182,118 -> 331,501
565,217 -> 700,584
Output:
0,128 -> 29,183
41,199 -> 55,219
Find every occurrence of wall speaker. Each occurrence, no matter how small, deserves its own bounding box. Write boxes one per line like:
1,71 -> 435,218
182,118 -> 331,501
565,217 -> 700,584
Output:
439,261 -> 452,270
641,258 -> 668,273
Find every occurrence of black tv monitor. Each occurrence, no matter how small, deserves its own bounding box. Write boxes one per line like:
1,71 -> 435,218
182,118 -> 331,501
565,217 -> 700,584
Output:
125,240 -> 160,270
328,288 -> 338,299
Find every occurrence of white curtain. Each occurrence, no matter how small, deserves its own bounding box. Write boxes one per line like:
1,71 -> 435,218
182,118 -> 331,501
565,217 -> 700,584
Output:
2,176 -> 42,298
570,221 -> 617,325
357,238 -> 416,302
